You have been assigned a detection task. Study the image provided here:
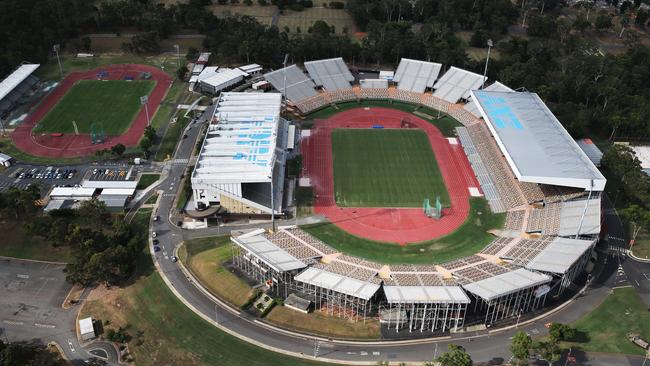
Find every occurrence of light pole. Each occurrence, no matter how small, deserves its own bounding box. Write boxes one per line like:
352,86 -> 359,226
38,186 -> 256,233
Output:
53,44 -> 63,78
481,39 -> 493,88
270,172 -> 276,232
282,54 -> 289,113
140,95 -> 150,126
515,310 -> 522,328
174,44 -> 180,68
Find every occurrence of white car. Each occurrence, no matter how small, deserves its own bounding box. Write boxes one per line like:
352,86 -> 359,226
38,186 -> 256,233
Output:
152,231 -> 157,238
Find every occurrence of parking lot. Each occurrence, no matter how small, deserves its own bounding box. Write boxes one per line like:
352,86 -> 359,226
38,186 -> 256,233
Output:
86,166 -> 138,182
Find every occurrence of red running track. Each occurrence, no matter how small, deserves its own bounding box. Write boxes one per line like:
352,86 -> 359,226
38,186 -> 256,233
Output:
302,107 -> 480,245
12,64 -> 173,158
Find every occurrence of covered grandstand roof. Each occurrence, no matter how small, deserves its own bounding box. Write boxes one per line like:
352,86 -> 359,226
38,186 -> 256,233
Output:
383,286 -> 470,304
463,81 -> 512,117
304,57 -> 354,91
294,267 -> 380,301
264,65 -> 318,102
433,66 -> 486,103
393,58 -> 442,93
559,198 -> 601,237
193,92 -> 282,184
0,64 -> 39,102
233,231 -> 308,272
470,91 -> 606,191
462,268 -> 551,301
360,79 -> 388,89
526,237 -> 595,274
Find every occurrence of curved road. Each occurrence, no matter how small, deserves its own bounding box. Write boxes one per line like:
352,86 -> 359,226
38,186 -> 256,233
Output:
148,109 -> 648,365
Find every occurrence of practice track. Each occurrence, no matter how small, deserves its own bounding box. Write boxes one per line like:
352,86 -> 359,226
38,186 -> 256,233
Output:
302,107 -> 480,244
12,64 -> 172,158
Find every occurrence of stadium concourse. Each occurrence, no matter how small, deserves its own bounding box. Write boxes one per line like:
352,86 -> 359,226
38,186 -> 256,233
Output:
12,64 -> 172,158
303,107 -> 478,244
222,57 -> 610,334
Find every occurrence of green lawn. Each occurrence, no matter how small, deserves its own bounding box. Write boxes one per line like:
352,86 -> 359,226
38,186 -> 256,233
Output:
155,116 -> 190,161
35,54 -> 176,81
33,80 -> 155,135
136,173 -> 160,190
302,198 -> 505,264
332,129 -> 450,208
306,100 -> 461,137
568,287 -> 650,356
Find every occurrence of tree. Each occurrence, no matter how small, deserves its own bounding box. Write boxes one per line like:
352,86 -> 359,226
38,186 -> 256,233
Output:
436,344 -> 472,366
78,198 -> 109,229
636,9 -> 648,28
594,13 -> 612,31
573,15 -> 591,33
176,65 -> 187,80
139,137 -> 153,158
548,323 -> 576,342
144,125 -> 157,141
111,143 -> 126,156
622,205 -> 650,243
510,331 -> 532,365
536,340 -> 562,365
185,47 -> 199,60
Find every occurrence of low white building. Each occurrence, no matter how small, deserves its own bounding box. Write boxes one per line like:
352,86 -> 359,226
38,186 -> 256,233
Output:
79,317 -> 95,341
199,68 -> 248,95
191,92 -> 288,215
238,63 -> 263,76
0,153 -> 13,167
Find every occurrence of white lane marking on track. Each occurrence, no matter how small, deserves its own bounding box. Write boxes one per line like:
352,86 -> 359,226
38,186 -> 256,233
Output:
16,274 -> 29,279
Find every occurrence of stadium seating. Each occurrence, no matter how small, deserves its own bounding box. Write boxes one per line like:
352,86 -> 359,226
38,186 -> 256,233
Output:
359,88 -> 390,100
504,210 -> 526,231
519,182 -> 545,204
327,88 -> 358,103
526,203 -> 562,235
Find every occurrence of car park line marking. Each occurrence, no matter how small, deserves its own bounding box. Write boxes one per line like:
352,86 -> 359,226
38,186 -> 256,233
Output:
3,320 -> 24,326
16,274 -> 29,279
372,352 -> 380,356
34,323 -> 56,328
68,339 -> 75,352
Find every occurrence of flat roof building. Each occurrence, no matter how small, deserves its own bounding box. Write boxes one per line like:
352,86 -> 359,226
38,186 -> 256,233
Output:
0,64 -> 40,117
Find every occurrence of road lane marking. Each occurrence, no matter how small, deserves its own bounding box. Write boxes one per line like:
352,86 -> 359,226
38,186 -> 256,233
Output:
68,339 -> 75,353
34,323 -> 56,328
16,274 -> 29,279
372,351 -> 380,356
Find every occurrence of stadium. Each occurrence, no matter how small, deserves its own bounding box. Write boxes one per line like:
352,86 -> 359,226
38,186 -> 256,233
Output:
11,64 -> 172,158
192,57 -> 605,335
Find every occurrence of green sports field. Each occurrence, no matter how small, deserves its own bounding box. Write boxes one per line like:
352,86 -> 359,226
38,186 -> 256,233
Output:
34,80 -> 155,135
332,129 -> 450,207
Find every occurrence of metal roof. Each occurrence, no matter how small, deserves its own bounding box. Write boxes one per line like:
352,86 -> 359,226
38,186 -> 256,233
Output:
0,64 -> 39,102
97,194 -> 129,207
304,57 -> 354,91
464,81 -> 512,117
193,92 -> 282,183
264,65 -> 318,102
360,79 -> 388,89
433,66 -> 486,103
294,267 -> 380,301
526,237 -> 595,274
200,68 -> 247,88
383,286 -> 470,304
50,187 -> 96,197
462,268 -> 551,301
559,198 -> 602,236
393,58 -> 441,93
79,317 -> 94,335
471,91 -> 606,191
82,180 -> 138,189
233,234 -> 308,273
100,188 -> 136,196
576,139 -> 603,167
0,153 -> 12,162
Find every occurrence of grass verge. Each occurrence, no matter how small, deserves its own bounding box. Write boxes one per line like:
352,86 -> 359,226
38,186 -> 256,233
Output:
179,236 -> 256,308
566,287 -> 650,356
136,173 -> 160,190
266,306 -> 381,339
0,219 -> 71,262
155,116 -> 190,162
302,198 -> 505,264
306,100 -> 461,137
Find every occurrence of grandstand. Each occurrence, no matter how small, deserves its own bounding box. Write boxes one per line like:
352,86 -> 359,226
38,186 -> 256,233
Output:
0,64 -> 40,118
304,57 -> 354,91
191,92 -> 288,215
393,58 -> 442,93
463,81 -> 513,117
264,65 -> 318,103
433,66 -> 486,103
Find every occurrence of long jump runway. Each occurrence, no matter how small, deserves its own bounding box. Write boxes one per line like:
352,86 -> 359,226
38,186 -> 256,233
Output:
12,64 -> 172,158
302,107 -> 480,244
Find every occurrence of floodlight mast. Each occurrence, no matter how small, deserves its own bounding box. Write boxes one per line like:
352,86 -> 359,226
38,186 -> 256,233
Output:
282,54 -> 289,113
481,39 -> 493,89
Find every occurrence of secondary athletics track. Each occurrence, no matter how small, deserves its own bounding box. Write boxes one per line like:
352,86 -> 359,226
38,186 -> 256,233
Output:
302,107 -> 481,244
12,64 -> 172,158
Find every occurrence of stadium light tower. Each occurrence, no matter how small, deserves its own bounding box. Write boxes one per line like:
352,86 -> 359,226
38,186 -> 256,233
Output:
174,44 -> 180,68
282,54 -> 289,113
53,44 -> 63,78
140,95 -> 151,126
482,39 -> 493,89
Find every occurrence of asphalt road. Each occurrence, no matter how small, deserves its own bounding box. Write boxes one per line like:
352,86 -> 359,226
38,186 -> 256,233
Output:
147,108 -> 650,365
0,258 -> 119,365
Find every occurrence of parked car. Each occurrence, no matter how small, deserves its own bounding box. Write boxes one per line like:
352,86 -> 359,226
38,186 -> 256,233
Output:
153,246 -> 161,252
152,239 -> 159,245
153,215 -> 159,222
171,256 -> 177,263
151,231 -> 157,238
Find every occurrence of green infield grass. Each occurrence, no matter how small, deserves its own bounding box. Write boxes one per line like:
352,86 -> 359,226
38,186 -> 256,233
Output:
332,128 -> 450,208
302,198 -> 505,264
34,80 -> 155,135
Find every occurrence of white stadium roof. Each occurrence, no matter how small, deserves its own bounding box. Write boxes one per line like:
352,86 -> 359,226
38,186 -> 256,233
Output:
200,68 -> 247,88
0,64 -> 39,102
294,267 -> 380,301
193,92 -> 282,184
463,81 -> 513,117
433,66 -> 486,103
526,237 -> 595,274
232,233 -> 308,272
393,58 -> 442,93
462,268 -> 551,301
264,65 -> 318,102
559,198 -> 601,237
304,57 -> 354,91
471,91 -> 606,191
384,286 -> 470,304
